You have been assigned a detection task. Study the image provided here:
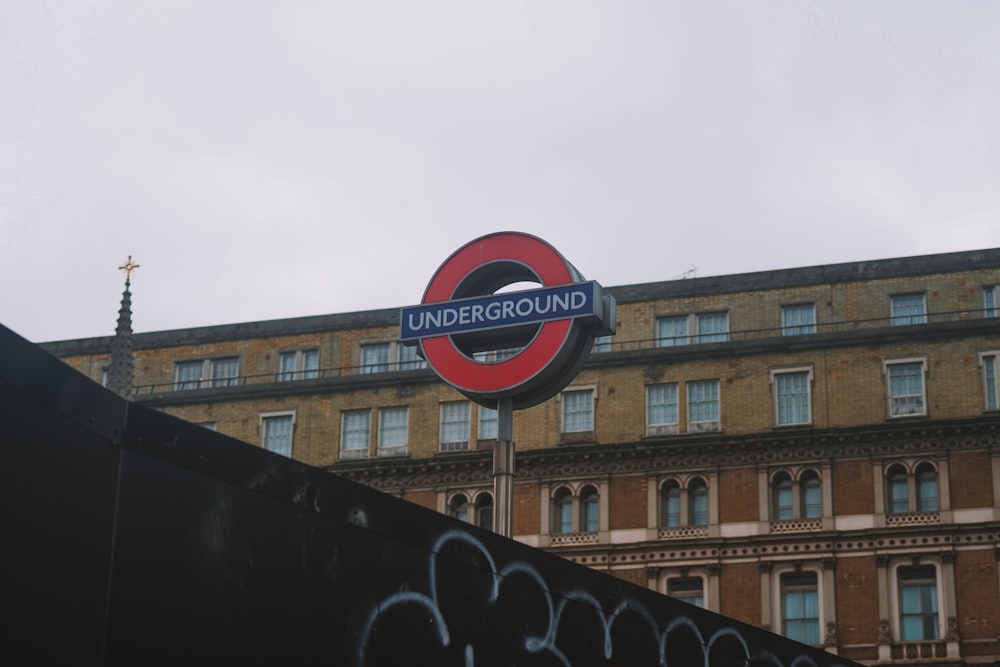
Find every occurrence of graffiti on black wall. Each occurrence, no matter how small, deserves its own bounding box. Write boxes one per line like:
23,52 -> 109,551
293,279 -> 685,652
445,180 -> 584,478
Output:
358,529 -> 847,667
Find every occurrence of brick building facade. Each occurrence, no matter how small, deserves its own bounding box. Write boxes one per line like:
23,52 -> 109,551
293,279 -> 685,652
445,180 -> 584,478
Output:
45,248 -> 1000,666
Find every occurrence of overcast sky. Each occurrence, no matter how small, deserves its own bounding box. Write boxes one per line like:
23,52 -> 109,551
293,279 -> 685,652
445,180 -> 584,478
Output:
2,1 -> 999,343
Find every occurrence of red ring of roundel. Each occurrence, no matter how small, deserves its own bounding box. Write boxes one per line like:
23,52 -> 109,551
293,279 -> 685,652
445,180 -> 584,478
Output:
420,232 -> 578,395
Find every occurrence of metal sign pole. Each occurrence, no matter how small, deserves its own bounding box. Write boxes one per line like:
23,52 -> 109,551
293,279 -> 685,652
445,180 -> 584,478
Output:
493,396 -> 515,538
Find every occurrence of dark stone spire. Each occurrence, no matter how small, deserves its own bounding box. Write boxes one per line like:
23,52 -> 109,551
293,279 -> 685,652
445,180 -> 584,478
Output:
107,256 -> 138,399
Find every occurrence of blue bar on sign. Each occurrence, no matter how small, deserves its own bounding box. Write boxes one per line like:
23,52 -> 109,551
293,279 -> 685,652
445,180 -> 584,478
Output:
400,282 -> 601,342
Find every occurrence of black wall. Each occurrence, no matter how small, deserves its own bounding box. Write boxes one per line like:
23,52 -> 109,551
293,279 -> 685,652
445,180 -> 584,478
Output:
1,324 -> 858,666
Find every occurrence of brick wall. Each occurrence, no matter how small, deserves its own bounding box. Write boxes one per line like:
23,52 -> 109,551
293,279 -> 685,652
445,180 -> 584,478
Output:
832,459 -> 874,516
719,562 -> 761,624
609,474 -> 647,529
718,468 -> 758,523
835,556 -> 878,646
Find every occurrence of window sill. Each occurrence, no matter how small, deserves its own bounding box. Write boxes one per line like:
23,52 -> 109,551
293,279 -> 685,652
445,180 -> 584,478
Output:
658,525 -> 708,540
559,431 -> 596,445
550,531 -> 599,546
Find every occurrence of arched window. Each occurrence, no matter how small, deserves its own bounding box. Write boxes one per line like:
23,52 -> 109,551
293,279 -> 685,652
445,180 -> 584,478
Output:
772,472 -> 794,520
476,493 -> 494,531
580,486 -> 600,532
553,487 -> 573,534
916,463 -> 939,512
800,470 -> 822,519
449,494 -> 469,522
689,478 -> 708,526
661,480 -> 682,527
887,464 -> 909,514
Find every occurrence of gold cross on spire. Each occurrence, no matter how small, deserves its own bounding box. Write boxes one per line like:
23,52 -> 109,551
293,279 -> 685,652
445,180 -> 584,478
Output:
119,255 -> 140,283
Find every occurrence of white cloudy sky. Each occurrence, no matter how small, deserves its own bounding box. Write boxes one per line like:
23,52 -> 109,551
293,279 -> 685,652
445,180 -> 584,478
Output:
2,1 -> 999,343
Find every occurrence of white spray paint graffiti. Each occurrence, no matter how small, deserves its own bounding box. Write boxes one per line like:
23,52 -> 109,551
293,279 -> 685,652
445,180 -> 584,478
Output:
357,528 -> 853,667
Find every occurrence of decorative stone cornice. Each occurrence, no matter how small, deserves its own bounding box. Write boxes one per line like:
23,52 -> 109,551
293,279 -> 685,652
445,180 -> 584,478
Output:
330,418 -> 1000,491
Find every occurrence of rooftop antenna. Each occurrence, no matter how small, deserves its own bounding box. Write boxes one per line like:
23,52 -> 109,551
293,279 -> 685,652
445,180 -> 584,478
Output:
677,265 -> 697,280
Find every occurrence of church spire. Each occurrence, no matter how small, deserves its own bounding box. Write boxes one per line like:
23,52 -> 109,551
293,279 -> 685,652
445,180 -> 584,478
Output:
107,256 -> 138,399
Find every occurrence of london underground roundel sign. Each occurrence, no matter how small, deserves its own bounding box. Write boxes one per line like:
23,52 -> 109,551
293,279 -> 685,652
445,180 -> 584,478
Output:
400,232 -> 616,409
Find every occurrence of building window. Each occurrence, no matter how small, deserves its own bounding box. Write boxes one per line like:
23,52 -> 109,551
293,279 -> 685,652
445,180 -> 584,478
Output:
781,572 -> 820,645
551,484 -> 601,535
885,462 -> 939,514
898,566 -> 939,641
771,469 -> 822,521
593,335 -> 613,353
801,470 -> 822,518
782,304 -> 816,336
656,316 -> 690,347
980,352 -> 999,411
474,347 -> 522,363
916,463 -> 939,511
398,344 -> 426,370
668,577 -> 705,608
891,293 -> 927,326
261,412 -> 294,457
440,401 -> 470,451
340,409 -> 370,459
449,493 -> 469,522
772,472 -> 794,520
553,487 -> 574,534
562,388 -> 594,433
646,383 -> 679,435
278,349 -> 319,381
661,481 -> 682,527
689,478 -> 708,526
656,313 -> 729,346
361,343 -> 390,374
697,312 -> 729,343
772,369 -> 812,426
887,464 -> 910,514
983,286 -> 997,318
377,406 -> 408,457
478,405 -> 498,440
687,380 -> 720,432
659,477 -> 711,535
361,342 -> 426,374
174,357 -> 240,390
580,485 -> 600,532
476,493 -> 494,531
885,360 -> 927,417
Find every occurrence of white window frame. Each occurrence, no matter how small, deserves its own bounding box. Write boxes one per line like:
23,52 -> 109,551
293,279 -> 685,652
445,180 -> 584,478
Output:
696,312 -> 729,343
770,367 -> 814,426
979,351 -> 1000,411
560,387 -> 595,433
360,341 -> 427,374
278,349 -> 319,381
260,411 -> 295,458
478,405 -> 498,441
440,401 -> 470,451
340,409 -> 371,459
549,482 -> 603,535
771,565 -> 824,647
646,383 -> 679,436
686,379 -> 720,432
884,460 -> 940,515
663,571 -> 709,609
983,285 -> 998,318
175,357 -> 240,390
781,303 -> 816,336
377,406 -> 408,457
889,558 -> 944,643
592,335 -> 613,353
891,293 -> 927,326
656,315 -> 690,347
883,358 -> 928,418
